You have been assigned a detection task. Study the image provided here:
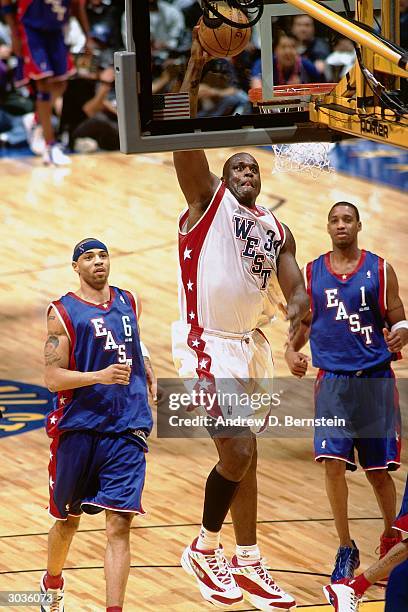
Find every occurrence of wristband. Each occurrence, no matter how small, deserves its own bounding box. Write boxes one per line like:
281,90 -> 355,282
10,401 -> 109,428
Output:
140,341 -> 150,359
391,320 -> 408,332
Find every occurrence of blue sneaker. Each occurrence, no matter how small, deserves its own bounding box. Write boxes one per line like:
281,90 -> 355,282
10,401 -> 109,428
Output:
331,540 -> 360,583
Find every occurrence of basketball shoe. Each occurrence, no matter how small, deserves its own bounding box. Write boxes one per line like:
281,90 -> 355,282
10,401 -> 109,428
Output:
230,555 -> 296,610
323,582 -> 361,611
379,531 -> 402,559
22,112 -> 46,155
331,541 -> 360,583
40,571 -> 64,611
43,144 -> 71,166
181,538 -> 243,607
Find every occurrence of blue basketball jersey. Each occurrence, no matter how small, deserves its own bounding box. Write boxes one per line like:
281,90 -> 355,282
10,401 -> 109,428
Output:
19,0 -> 70,30
306,250 -> 393,371
46,286 -> 152,437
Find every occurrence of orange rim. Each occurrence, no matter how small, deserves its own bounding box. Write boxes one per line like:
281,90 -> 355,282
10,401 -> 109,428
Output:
249,83 -> 337,104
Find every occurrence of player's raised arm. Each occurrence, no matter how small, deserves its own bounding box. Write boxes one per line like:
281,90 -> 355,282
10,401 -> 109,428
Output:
44,306 -> 131,392
383,262 -> 408,352
173,26 -> 219,211
276,225 -> 310,343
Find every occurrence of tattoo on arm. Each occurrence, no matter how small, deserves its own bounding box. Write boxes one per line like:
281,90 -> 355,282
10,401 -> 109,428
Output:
44,335 -> 62,366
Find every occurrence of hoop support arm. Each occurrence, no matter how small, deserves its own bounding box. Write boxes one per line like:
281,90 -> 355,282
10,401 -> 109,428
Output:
283,0 -> 408,72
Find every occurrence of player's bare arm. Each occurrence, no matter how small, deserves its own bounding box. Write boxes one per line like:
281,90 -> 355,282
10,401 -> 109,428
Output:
284,265 -> 312,378
44,307 -> 131,392
383,262 -> 408,352
173,26 -> 219,227
277,225 -> 310,342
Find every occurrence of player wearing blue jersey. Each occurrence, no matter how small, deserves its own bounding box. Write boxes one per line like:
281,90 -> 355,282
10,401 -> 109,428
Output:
285,202 -> 408,584
41,238 -> 155,612
0,0 -> 92,164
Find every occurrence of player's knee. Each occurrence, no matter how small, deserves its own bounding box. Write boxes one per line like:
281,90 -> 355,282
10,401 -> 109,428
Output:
55,516 -> 80,538
365,469 -> 389,487
36,78 -> 51,92
105,511 -> 134,541
324,458 -> 346,478
52,81 -> 67,96
219,439 -> 255,481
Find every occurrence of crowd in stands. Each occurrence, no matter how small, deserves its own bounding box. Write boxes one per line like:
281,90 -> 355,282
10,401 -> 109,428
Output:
0,0 -> 406,164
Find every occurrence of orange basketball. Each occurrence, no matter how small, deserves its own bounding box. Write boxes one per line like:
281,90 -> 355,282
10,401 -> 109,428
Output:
198,3 -> 251,58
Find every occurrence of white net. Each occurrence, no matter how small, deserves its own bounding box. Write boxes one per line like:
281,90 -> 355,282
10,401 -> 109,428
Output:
271,142 -> 334,179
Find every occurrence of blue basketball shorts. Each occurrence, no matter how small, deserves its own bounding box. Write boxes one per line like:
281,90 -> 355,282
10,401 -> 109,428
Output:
385,559 -> 408,612
48,430 -> 148,520
15,23 -> 75,87
314,366 -> 401,471
394,475 -> 408,535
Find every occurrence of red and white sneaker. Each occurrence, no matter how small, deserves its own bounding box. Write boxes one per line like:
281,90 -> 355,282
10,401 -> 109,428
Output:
323,582 -> 361,612
230,556 -> 296,610
379,531 -> 402,559
40,572 -> 65,611
181,538 -> 243,608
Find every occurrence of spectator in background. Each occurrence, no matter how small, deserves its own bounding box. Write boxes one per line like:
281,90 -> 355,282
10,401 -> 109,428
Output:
324,37 -> 355,81
291,14 -> 330,74
86,0 -> 124,50
0,0 -> 92,165
251,31 -> 324,89
59,22 -> 118,152
197,57 -> 250,117
149,0 -> 185,60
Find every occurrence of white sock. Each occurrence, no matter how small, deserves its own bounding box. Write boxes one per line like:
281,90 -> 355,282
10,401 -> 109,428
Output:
236,544 -> 261,565
196,526 -> 221,551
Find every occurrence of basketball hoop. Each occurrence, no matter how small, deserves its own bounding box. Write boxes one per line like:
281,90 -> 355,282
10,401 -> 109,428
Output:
249,83 -> 337,178
200,0 -> 263,28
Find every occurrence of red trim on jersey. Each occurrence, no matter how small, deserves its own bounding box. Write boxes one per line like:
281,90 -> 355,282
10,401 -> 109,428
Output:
178,183 -> 225,418
243,204 -> 265,217
48,437 -> 63,519
305,261 -> 313,311
47,301 -> 77,437
67,287 -> 115,311
51,300 -> 77,370
324,249 -> 367,281
394,514 -> 408,534
378,257 -> 386,317
123,290 -> 138,318
178,182 -> 225,323
392,368 -> 402,465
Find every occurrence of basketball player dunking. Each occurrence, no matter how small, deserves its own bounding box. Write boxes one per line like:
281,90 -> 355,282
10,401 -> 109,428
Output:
171,29 -> 309,611
285,203 -> 408,602
41,239 -> 155,612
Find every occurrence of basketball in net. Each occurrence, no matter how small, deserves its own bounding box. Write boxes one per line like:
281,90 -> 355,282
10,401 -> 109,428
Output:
198,3 -> 251,58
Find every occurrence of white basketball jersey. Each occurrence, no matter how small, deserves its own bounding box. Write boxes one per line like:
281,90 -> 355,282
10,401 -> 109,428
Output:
177,181 -> 286,334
